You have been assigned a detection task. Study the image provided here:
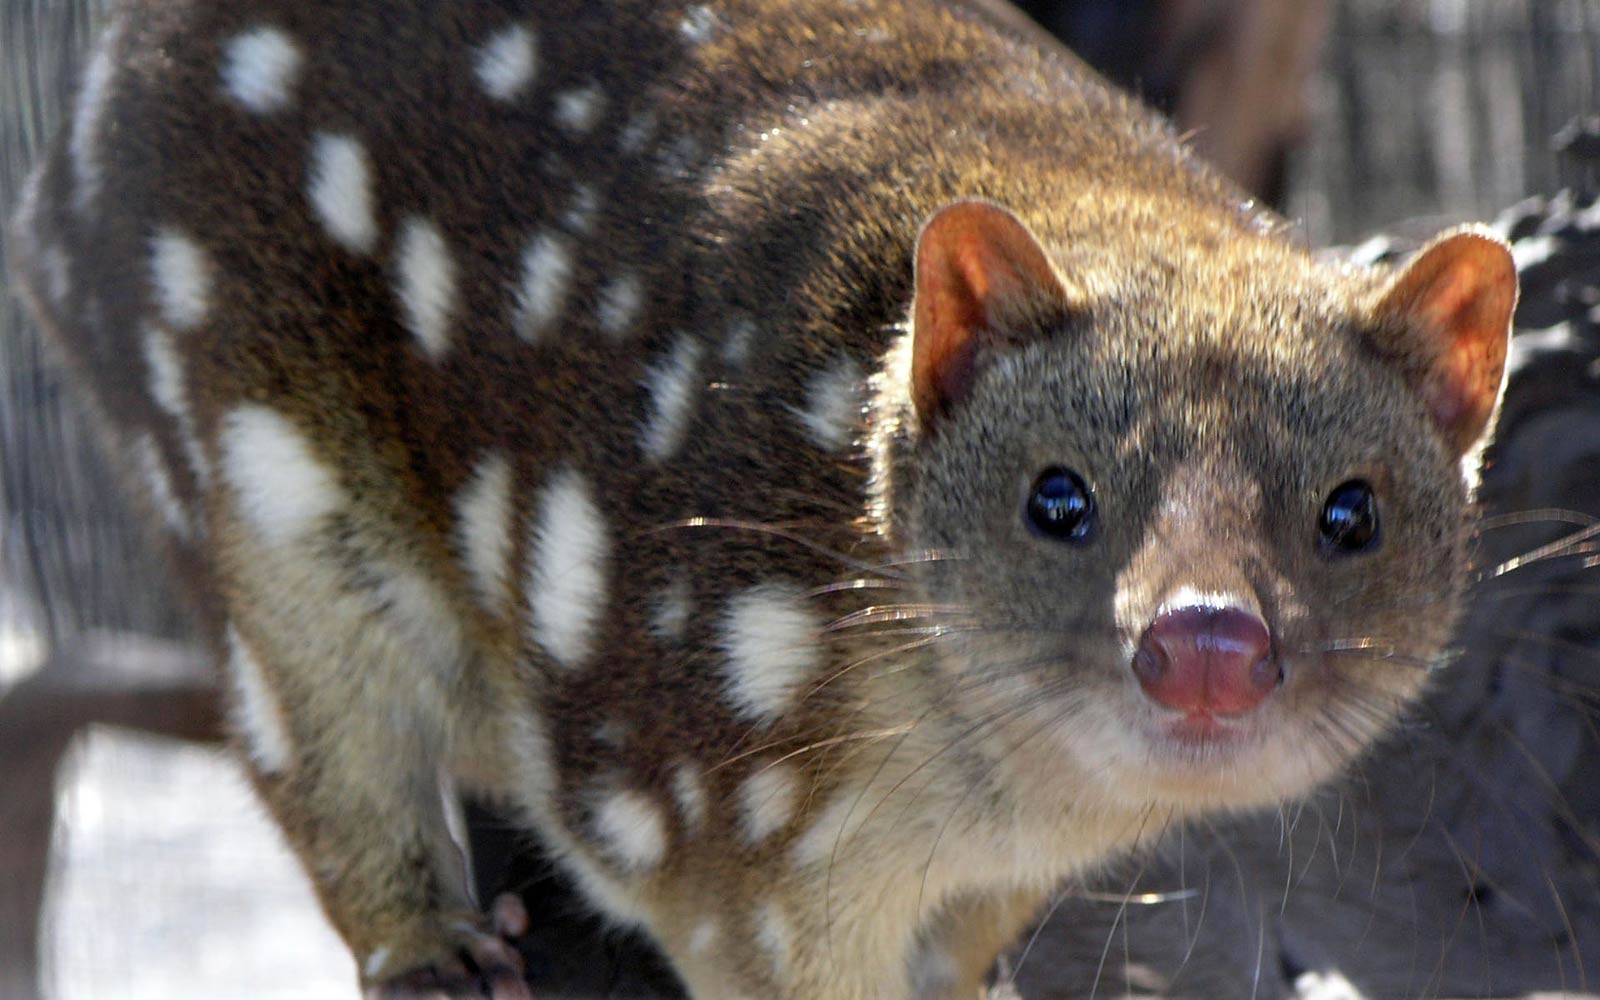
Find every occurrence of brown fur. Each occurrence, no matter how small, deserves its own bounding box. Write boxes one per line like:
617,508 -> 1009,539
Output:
8,1 -> 1515,997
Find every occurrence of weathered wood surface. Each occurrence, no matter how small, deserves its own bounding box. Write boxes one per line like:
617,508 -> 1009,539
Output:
2,2 -> 1597,998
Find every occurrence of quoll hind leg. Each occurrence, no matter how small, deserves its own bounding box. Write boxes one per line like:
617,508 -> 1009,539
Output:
223,613 -> 528,998
245,737 -> 532,999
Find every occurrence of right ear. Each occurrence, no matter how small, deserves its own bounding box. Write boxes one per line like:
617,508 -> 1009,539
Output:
910,201 -> 1076,427
1365,227 -> 1517,457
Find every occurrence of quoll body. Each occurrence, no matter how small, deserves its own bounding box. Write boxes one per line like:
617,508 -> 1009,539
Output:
9,1 -> 1517,997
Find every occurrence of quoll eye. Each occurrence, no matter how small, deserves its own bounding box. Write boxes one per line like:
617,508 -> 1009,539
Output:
1318,479 -> 1380,555
1026,467 -> 1095,542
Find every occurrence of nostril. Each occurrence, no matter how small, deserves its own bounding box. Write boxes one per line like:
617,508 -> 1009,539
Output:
1133,605 -> 1278,716
1130,640 -> 1169,687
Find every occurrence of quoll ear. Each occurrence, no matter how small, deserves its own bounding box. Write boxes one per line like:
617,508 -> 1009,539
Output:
911,201 -> 1076,427
1368,227 -> 1518,456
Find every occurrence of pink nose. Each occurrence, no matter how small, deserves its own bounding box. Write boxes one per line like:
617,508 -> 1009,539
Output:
1132,605 -> 1279,716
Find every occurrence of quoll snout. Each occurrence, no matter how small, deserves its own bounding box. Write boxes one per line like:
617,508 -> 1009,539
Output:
1131,605 -> 1280,717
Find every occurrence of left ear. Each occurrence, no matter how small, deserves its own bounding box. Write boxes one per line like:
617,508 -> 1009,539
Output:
910,201 -> 1078,429
1366,226 -> 1518,456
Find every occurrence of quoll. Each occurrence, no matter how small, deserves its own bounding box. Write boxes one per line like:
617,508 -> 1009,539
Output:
9,0 -> 1517,997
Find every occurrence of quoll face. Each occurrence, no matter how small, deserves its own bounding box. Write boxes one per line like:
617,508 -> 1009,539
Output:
896,202 -> 1508,818
907,327 -> 1466,811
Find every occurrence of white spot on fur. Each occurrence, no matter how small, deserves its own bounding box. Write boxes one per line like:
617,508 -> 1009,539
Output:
41,246 -> 70,306
455,453 -> 515,614
618,109 -> 658,154
679,6 -> 720,44
150,229 -> 213,330
1294,970 -> 1365,1000
594,719 -> 632,748
142,327 -> 186,418
221,27 -> 303,113
563,184 -> 599,234
363,946 -> 393,980
527,468 -> 610,669
657,135 -> 701,179
513,230 -> 571,340
12,165 -> 46,256
394,216 -> 457,360
70,14 -> 125,214
720,583 -> 822,724
721,317 -> 756,365
795,356 -> 864,450
639,335 -> 702,461
756,902 -> 794,977
672,762 -> 708,830
738,763 -> 801,844
308,133 -> 379,254
134,433 -> 190,538
792,788 -> 874,868
592,787 -> 667,871
650,576 -> 692,642
226,626 -> 292,774
142,327 -> 210,487
220,405 -> 344,546
475,23 -> 538,101
688,918 -> 719,955
596,272 -> 643,338
554,84 -> 605,134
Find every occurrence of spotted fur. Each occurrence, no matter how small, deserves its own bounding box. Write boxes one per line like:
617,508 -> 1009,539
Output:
9,1 -> 1513,998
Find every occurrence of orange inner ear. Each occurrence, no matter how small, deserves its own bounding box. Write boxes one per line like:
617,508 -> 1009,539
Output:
910,201 -> 1068,425
1423,267 -> 1507,433
1376,230 -> 1517,455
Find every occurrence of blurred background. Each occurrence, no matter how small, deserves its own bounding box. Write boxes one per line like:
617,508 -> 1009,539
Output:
2,1 -> 1599,998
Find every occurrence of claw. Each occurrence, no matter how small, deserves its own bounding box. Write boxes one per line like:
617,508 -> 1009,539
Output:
454,919 -> 531,1000
491,893 -> 530,939
363,916 -> 531,1000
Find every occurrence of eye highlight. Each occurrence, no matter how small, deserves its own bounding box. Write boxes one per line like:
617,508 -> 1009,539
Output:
1318,479 -> 1380,555
1026,467 -> 1095,542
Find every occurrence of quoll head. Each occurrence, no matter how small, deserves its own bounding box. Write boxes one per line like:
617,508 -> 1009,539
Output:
888,201 -> 1517,812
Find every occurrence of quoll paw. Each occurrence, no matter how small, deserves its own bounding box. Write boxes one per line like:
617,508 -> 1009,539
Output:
362,904 -> 532,1000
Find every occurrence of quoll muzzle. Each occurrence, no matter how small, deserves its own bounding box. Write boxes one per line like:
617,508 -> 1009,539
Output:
1131,605 -> 1280,716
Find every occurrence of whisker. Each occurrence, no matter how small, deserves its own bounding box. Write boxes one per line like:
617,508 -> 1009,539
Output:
805,577 -> 905,597
707,723 -> 914,775
1487,627 -> 1600,668
816,653 -> 1086,920
1485,521 -> 1600,579
1472,582 -> 1600,602
1478,507 -> 1600,531
913,681 -> 1124,911
801,634 -> 944,700
1540,865 -> 1589,994
872,547 -> 964,569
825,603 -> 972,631
1307,641 -> 1441,673
648,516 -> 898,577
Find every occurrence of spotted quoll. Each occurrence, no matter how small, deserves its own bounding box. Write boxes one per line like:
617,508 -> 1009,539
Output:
9,0 -> 1517,997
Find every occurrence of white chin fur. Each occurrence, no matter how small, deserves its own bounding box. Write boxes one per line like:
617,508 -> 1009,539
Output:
1033,694 -> 1350,815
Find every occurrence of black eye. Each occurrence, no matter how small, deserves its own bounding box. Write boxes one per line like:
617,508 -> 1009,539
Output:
1027,467 -> 1095,542
1318,479 -> 1380,555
